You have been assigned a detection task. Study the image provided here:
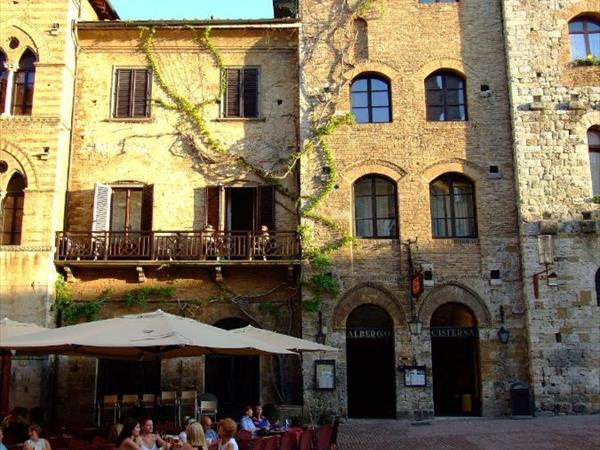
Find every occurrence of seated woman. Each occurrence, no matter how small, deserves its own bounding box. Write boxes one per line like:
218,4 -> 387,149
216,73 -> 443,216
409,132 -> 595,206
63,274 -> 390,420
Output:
116,418 -> 142,450
24,424 -> 52,450
238,406 -> 256,435
251,405 -> 270,431
138,418 -> 169,450
180,422 -> 207,450
216,419 -> 238,450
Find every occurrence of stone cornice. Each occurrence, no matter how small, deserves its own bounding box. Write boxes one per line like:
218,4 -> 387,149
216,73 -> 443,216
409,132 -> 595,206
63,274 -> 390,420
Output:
0,245 -> 53,252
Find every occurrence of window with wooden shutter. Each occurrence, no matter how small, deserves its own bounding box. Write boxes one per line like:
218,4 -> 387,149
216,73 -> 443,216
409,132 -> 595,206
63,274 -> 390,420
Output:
257,186 -> 275,230
140,185 -> 154,231
224,68 -> 259,118
113,68 -> 151,118
205,186 -> 221,229
92,183 -> 112,232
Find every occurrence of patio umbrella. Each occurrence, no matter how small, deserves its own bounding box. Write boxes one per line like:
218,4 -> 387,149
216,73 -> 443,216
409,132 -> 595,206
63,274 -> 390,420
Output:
0,310 -> 294,361
0,318 -> 47,341
231,325 -> 339,352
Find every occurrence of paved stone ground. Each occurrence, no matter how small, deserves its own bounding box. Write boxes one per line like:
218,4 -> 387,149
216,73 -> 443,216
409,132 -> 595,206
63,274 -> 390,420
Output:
337,415 -> 600,450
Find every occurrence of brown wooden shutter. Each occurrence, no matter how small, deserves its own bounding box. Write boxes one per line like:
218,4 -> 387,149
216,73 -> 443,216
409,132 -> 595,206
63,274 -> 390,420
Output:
141,184 -> 154,231
132,69 -> 150,118
225,69 -> 240,117
114,69 -> 132,118
257,186 -> 275,230
243,68 -> 259,118
205,186 -> 221,229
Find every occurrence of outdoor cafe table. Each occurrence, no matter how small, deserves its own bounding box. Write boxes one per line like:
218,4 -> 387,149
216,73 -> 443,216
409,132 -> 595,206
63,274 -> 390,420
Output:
237,428 -> 304,450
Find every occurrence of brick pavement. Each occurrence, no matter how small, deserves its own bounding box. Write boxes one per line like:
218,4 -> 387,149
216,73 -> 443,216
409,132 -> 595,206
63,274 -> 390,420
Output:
337,415 -> 600,450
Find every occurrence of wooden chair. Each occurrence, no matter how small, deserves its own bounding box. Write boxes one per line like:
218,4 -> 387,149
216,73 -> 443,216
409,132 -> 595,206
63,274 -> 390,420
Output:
141,393 -> 156,415
120,393 -> 140,419
298,428 -> 313,450
100,394 -> 119,426
160,391 -> 178,424
198,392 -> 218,421
179,390 -> 198,424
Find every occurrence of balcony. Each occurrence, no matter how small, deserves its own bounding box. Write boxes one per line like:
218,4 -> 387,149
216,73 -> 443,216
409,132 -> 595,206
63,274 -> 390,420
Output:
54,230 -> 301,266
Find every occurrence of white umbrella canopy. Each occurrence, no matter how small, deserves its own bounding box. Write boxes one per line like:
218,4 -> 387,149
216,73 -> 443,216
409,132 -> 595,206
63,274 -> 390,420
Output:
231,325 -> 339,352
0,318 -> 47,341
0,310 -> 295,361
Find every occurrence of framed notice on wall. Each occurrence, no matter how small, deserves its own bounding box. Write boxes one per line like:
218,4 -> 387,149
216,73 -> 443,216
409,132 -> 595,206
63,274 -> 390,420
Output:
403,365 -> 426,387
314,360 -> 336,390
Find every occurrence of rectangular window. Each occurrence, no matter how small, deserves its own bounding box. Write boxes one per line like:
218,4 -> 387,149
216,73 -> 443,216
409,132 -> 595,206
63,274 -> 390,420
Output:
224,68 -> 259,118
112,68 -> 151,118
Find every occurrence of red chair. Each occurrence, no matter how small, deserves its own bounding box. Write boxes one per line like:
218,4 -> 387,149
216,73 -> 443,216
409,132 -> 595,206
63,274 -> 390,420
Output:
252,438 -> 268,450
330,418 -> 339,450
48,437 -> 67,449
299,429 -> 314,450
67,438 -> 89,450
236,429 -> 253,441
264,436 -> 279,450
315,424 -> 333,450
91,436 -> 110,447
280,431 -> 298,450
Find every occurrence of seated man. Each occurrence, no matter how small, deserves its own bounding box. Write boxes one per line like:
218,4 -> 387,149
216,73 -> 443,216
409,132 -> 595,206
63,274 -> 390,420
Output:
239,406 -> 257,435
200,415 -> 218,445
252,404 -> 271,430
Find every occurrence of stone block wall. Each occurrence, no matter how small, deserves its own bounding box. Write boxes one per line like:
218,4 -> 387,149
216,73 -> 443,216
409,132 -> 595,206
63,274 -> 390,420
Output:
502,0 -> 600,414
298,0 -> 527,418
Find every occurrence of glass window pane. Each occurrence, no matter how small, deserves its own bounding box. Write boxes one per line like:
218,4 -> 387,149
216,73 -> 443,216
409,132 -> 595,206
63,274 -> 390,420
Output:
446,105 -> 465,121
111,191 -> 127,231
351,92 -> 368,108
431,180 -> 450,195
569,20 -> 584,33
356,219 -> 373,237
588,129 -> 600,146
432,219 -> 449,238
426,90 -> 444,106
590,33 -> 600,57
452,180 -> 474,195
376,219 -> 395,237
351,78 -> 368,92
590,150 -> 600,196
375,178 -> 394,195
427,106 -> 445,121
446,89 -> 465,105
372,107 -> 390,123
570,35 -> 587,59
454,218 -> 475,237
453,195 -> 474,219
431,194 -> 450,220
352,108 -> 369,123
587,20 -> 600,32
371,91 -> 389,107
445,75 -> 463,89
425,75 -> 443,90
354,179 -> 372,196
355,196 -> 373,220
376,195 -> 395,217
129,190 -> 143,231
370,78 -> 388,91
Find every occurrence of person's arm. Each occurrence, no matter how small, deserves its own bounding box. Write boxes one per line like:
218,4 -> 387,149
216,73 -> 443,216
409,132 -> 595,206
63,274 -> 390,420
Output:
155,434 -> 169,448
23,443 -> 32,450
45,440 -> 53,450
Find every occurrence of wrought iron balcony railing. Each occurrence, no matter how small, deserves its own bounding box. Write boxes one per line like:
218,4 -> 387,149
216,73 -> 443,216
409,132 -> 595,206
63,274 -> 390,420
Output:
55,230 -> 300,262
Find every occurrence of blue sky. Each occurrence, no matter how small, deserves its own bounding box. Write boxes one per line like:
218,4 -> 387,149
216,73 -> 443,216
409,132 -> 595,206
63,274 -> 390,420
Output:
110,0 -> 274,20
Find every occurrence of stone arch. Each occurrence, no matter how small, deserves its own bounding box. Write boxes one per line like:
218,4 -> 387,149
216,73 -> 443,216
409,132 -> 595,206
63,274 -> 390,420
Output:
419,158 -> 486,185
418,282 -> 492,328
0,138 -> 38,190
0,19 -> 50,64
202,303 -> 261,329
415,58 -> 478,86
332,282 -> 406,330
340,158 -> 407,185
342,60 -> 399,84
577,110 -> 600,136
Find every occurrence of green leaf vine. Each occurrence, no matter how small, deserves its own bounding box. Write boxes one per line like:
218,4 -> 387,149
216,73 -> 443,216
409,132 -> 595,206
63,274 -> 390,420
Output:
52,279 -> 109,325
124,286 -> 175,309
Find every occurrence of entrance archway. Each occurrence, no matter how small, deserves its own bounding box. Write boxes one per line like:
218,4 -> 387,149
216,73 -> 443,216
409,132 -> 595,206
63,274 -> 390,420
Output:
346,304 -> 395,418
430,303 -> 481,416
205,318 -> 259,419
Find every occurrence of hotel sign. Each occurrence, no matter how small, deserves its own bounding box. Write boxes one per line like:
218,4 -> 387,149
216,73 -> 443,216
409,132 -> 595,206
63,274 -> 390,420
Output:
346,328 -> 393,339
430,327 -> 477,338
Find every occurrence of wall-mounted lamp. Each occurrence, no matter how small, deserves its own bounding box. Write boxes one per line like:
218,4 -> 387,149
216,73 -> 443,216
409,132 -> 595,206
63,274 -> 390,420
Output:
315,311 -> 326,344
497,326 -> 510,344
408,319 -> 422,336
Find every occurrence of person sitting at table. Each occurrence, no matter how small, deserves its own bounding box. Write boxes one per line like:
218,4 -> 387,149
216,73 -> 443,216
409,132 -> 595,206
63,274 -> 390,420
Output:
216,419 -> 238,450
116,418 -> 142,450
0,428 -> 9,450
138,418 -> 169,450
180,422 -> 207,450
24,424 -> 52,450
251,405 -> 270,431
200,416 -> 218,445
2,407 -> 30,444
178,416 -> 197,443
238,406 -> 256,435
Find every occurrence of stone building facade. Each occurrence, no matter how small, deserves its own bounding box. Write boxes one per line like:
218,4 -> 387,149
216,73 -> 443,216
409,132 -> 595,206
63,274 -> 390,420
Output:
502,0 -> 600,415
297,0 -> 527,419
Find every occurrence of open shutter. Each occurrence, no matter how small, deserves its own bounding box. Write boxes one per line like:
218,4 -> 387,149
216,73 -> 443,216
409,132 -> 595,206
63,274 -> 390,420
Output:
225,69 -> 240,117
114,69 -> 132,118
243,68 -> 259,118
140,184 -> 154,231
205,186 -> 221,229
257,185 -> 275,230
132,69 -> 150,118
92,183 -> 112,232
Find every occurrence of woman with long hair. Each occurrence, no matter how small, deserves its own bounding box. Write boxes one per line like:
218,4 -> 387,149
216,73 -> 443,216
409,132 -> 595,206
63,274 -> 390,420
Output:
116,418 -> 142,450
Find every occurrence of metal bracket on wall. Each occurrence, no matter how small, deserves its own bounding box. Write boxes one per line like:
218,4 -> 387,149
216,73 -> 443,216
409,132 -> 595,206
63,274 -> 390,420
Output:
136,266 -> 146,283
63,266 -> 75,283
214,265 -> 223,282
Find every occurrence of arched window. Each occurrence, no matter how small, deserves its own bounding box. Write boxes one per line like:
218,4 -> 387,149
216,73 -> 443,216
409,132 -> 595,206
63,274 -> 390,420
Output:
425,70 -> 467,121
430,173 -> 476,238
1,172 -> 26,245
12,49 -> 36,115
0,51 -> 7,114
351,74 -> 391,123
354,175 -> 397,238
569,16 -> 600,60
588,127 -> 600,196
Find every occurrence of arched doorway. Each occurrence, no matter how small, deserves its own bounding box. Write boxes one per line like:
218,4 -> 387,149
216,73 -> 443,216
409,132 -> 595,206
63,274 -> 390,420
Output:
431,303 -> 481,416
205,318 -> 259,419
346,304 -> 396,418
1,172 -> 26,245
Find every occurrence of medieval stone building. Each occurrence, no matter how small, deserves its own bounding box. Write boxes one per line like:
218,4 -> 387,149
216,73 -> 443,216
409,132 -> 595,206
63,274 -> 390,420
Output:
0,0 -> 598,426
